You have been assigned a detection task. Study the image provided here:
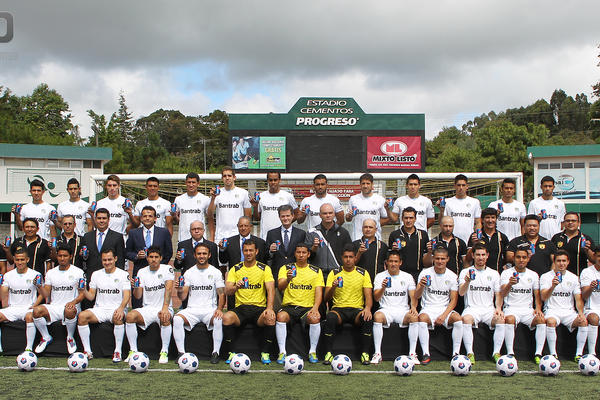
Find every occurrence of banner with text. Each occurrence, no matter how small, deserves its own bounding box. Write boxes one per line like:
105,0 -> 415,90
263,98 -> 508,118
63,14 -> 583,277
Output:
232,136 -> 286,169
367,136 -> 422,169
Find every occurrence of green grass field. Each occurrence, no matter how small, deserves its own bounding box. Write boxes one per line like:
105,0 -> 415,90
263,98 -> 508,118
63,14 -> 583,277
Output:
2,356 -> 600,400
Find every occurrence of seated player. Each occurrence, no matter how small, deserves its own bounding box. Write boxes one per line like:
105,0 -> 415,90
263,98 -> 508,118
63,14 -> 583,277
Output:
223,239 -> 276,364
173,243 -> 225,364
125,246 -> 174,364
77,248 -> 131,362
580,246 -> 600,356
540,250 -> 588,361
371,250 -> 418,365
458,243 -> 504,363
275,243 -> 324,364
323,245 -> 373,365
500,246 -> 546,364
0,248 -> 44,352
33,244 -> 85,354
415,247 -> 463,365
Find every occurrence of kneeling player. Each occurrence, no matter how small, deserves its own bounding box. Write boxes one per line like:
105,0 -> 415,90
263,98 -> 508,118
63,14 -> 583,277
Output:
173,243 -> 225,364
540,250 -> 588,361
0,248 -> 44,352
125,246 -> 174,364
275,243 -> 324,364
500,247 -> 546,363
580,246 -> 600,355
33,244 -> 85,354
77,248 -> 130,361
458,243 -> 504,363
416,247 -> 463,365
323,245 -> 373,365
371,250 -> 418,365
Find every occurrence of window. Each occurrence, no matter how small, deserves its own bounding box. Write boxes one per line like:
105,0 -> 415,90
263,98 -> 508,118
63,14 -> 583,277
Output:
31,159 -> 45,167
538,163 -> 548,169
590,162 -> 600,168
561,163 -> 572,169
47,159 -> 59,168
4,158 -> 31,166
83,160 -> 92,168
549,163 -> 561,169
59,160 -> 69,168
70,160 -> 82,168
93,160 -> 101,169
574,162 -> 585,168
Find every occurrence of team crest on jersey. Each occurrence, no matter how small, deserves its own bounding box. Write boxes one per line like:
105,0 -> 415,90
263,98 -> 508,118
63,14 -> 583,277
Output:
158,274 -> 163,279
68,276 -> 74,280
554,205 -> 558,209
208,275 -> 213,280
169,268 -> 174,274
466,203 -> 471,208
527,278 -> 532,283
487,276 -> 492,281
401,241 -> 407,247
480,240 -> 487,245
557,242 -> 564,248
539,244 -> 546,249
235,194 -> 239,198
114,279 -> 119,283
26,279 -> 32,284
400,281 -> 405,286
445,280 -> 450,285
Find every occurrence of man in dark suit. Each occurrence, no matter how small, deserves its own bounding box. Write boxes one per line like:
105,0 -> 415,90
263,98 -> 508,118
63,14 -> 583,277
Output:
174,220 -> 219,274
219,216 -> 268,268
266,205 -> 307,280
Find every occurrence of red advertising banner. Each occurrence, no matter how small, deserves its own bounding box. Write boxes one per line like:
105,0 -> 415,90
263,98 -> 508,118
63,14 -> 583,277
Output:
367,136 -> 422,169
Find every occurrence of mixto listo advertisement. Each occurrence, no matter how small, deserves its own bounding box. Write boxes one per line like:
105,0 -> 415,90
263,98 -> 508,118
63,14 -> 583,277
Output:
367,136 -> 422,169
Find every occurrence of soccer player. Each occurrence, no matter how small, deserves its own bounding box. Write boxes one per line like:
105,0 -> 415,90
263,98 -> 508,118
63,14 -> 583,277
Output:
458,243 -> 505,363
253,171 -> 298,239
275,243 -> 324,364
0,248 -> 44,353
466,208 -> 509,272
223,239 -> 276,364
551,212 -> 594,275
346,173 -> 389,241
488,178 -> 526,241
424,216 -> 465,274
297,174 -> 345,230
305,204 -> 352,274
354,218 -> 388,282
208,166 -> 252,243
389,207 -> 429,282
7,218 -> 51,276
173,172 -> 211,242
415,247 -> 463,364
371,250 -> 419,365
13,179 -> 57,241
56,178 -> 92,237
528,176 -> 566,240
133,177 -> 174,235
77,248 -> 131,361
32,244 -> 85,354
540,250 -> 588,361
125,246 -> 174,364
506,215 -> 556,277
173,243 -> 225,364
389,174 -> 435,231
95,175 -> 133,236
323,245 -> 373,365
580,246 -> 600,355
439,174 -> 482,244
500,247 -> 546,363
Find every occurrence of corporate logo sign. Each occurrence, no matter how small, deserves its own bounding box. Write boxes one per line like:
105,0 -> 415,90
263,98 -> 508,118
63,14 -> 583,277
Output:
367,137 -> 421,169
294,99 -> 362,127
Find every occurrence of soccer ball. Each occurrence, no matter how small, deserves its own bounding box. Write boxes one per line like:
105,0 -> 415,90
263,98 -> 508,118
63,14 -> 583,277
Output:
177,353 -> 199,374
230,353 -> 251,374
283,354 -> 304,375
128,352 -> 150,373
496,355 -> 518,377
16,351 -> 38,372
393,355 -> 415,376
67,352 -> 88,373
331,354 -> 352,375
578,354 -> 600,376
539,355 -> 560,376
450,354 -> 472,376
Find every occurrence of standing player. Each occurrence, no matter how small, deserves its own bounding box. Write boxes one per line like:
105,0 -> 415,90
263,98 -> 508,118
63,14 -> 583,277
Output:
488,178 -> 526,241
528,176 -> 566,240
551,212 -> 594,276
389,174 -> 435,231
466,208 -> 509,272
415,247 -> 463,364
133,177 -> 173,235
252,171 -> 298,239
173,172 -> 212,242
458,243 -> 505,363
125,246 -> 174,364
173,243 -> 225,363
95,175 -> 134,236
56,178 -> 91,237
439,174 -> 481,244
371,250 -> 419,365
346,173 -> 389,241
500,247 -> 546,363
540,250 -> 588,361
580,246 -> 600,355
297,174 -> 345,230
275,243 -> 323,364
77,248 -> 131,361
13,179 -> 57,241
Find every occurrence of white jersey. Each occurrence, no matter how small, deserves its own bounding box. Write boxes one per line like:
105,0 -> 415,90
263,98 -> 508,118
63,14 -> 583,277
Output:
348,192 -> 388,241
528,197 -> 566,240
258,190 -> 298,239
20,202 -> 56,241
580,266 -> 600,311
96,196 -> 128,236
374,270 -> 415,310
392,195 -> 434,231
540,270 -> 580,312
57,199 -> 90,237
89,268 -> 130,309
134,197 -> 171,229
213,187 -> 251,242
443,196 -> 481,244
137,264 -> 174,308
417,267 -> 458,309
299,193 -> 343,231
501,267 -> 539,310
488,199 -> 526,241
458,267 -> 500,309
174,192 -> 211,242
45,265 -> 85,307
2,268 -> 41,307
183,265 -> 224,310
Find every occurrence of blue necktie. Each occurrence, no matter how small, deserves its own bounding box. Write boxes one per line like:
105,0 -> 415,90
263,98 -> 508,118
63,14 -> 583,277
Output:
145,229 -> 152,248
240,237 -> 246,262
97,232 -> 104,252
283,229 -> 290,251
194,241 -> 200,248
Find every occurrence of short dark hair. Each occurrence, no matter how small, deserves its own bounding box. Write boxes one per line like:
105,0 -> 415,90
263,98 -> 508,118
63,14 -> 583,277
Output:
146,176 -> 160,185
514,247 -> 529,256
186,172 -> 200,182
294,243 -> 311,253
147,245 -> 162,257
454,174 -> 468,184
100,247 -> 117,257
472,243 -> 488,253
501,178 -> 516,188
141,205 -> 157,217
387,249 -> 404,262
524,214 -> 541,224
402,206 -> 417,217
359,173 -> 374,183
481,207 -> 498,218
13,247 -> 28,257
106,174 -> 120,185
564,211 -> 579,221
267,171 -> 281,179
313,174 -> 327,183
541,176 -> 555,185
433,247 -> 449,257
222,166 -> 235,176
23,217 -> 39,228
242,238 -> 257,250
406,174 -> 420,184
555,249 -> 570,260
95,207 -> 110,218
67,178 -> 80,187
30,179 -> 45,190
278,204 -> 294,215
194,242 -> 211,253
342,243 -> 357,255
56,243 -> 73,255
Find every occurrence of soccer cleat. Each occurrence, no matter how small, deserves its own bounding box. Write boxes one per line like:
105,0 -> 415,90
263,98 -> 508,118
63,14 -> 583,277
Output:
159,351 -> 169,364
34,337 -> 53,354
210,352 -> 220,364
421,354 -> 431,365
534,354 -> 542,365
493,353 -> 501,363
467,353 -> 475,365
361,352 -> 370,365
575,354 -> 581,363
409,354 -> 421,365
124,350 -> 135,363
370,352 -> 382,364
66,336 -> 77,354
323,352 -> 333,365
24,348 -> 33,352
83,351 -> 93,360
225,352 -> 235,364
277,353 -> 286,365
112,351 -> 122,363
261,352 -> 271,365
308,352 -> 318,364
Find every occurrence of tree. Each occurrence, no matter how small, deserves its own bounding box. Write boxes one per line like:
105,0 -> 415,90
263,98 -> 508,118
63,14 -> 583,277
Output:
593,44 -> 600,98
19,83 -> 74,138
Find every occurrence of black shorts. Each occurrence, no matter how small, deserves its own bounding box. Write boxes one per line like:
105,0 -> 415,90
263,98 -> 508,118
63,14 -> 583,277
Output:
232,304 -> 265,325
278,305 -> 311,323
331,307 -> 362,324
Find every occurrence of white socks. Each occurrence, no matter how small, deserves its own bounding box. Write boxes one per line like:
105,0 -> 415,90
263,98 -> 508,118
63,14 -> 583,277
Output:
173,316 -> 186,354
576,326 -> 588,356
276,321 -> 287,354
125,323 -> 138,352
114,324 -> 124,354
408,322 -> 418,355
34,317 -> 51,341
493,324 -> 505,355
546,326 -> 557,355
534,324 -> 546,355
504,324 -> 515,355
462,324 -> 473,354
588,325 -> 598,355
211,318 -> 222,355
451,321 -> 463,355
65,317 -> 77,339
309,323 -> 320,354
25,322 -> 36,350
418,322 -> 430,355
78,324 -> 91,353
373,322 -> 383,354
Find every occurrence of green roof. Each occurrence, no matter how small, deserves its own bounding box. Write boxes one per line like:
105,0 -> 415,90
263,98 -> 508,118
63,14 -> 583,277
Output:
527,145 -> 600,158
0,143 -> 112,160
